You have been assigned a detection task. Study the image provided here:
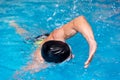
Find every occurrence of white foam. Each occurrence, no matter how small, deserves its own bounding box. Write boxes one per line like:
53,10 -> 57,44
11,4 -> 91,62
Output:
53,12 -> 56,16
47,17 -> 52,21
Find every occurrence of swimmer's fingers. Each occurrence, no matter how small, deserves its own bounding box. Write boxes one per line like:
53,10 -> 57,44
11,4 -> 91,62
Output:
84,54 -> 94,68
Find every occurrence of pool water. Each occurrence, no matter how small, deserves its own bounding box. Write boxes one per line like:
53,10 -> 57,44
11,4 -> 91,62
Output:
0,0 -> 120,80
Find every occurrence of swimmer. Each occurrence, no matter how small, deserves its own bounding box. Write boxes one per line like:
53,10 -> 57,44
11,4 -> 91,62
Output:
10,16 -> 97,71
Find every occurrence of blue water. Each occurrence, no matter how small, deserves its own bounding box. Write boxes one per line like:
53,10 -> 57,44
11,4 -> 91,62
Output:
0,0 -> 120,80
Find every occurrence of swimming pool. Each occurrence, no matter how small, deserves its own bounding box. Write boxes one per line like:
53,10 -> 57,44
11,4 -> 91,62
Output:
0,0 -> 120,80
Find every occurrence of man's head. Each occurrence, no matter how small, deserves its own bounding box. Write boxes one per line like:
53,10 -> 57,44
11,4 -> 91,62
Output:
41,40 -> 71,63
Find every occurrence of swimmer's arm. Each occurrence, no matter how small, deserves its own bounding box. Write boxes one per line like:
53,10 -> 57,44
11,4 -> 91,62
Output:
73,16 -> 97,68
34,47 -> 44,63
33,40 -> 47,63
24,47 -> 47,72
9,21 -> 28,36
9,21 -> 31,40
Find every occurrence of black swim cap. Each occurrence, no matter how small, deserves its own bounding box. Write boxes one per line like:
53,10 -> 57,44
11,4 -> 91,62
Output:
41,40 -> 70,63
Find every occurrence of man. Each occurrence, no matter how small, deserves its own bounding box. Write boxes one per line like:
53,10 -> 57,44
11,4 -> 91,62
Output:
10,16 -> 97,71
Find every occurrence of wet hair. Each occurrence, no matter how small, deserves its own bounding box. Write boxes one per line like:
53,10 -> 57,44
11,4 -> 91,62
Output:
41,40 -> 70,63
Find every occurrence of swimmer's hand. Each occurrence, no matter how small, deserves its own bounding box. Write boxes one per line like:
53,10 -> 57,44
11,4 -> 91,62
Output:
84,40 -> 97,68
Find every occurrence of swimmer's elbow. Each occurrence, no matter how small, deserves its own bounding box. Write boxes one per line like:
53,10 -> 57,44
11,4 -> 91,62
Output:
74,16 -> 86,22
77,15 -> 85,20
73,16 -> 86,25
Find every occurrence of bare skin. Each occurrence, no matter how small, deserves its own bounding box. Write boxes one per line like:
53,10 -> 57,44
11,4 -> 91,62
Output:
36,16 -> 97,68
10,16 -> 97,70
